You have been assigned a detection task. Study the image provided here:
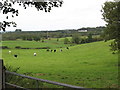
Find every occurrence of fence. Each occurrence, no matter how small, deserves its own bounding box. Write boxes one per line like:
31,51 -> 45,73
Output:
0,59 -> 91,89
0,60 -> 6,90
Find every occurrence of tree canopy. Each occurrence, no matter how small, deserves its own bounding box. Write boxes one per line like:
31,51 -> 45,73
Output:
0,0 -> 63,31
102,0 -> 120,51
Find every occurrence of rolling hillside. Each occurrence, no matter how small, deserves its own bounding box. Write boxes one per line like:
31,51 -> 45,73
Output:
2,40 -> 118,88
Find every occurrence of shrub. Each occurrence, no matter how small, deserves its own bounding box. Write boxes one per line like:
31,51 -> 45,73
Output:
64,38 -> 70,44
87,33 -> 93,43
15,46 -> 21,49
33,37 -> 41,41
42,39 -> 44,42
1,46 -> 9,49
71,36 -> 81,44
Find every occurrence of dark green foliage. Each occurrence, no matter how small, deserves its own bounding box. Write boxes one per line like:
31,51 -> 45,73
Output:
102,1 -> 120,51
26,37 -> 33,41
33,37 -> 41,42
64,38 -> 69,44
0,46 -> 9,49
80,38 -> 87,44
57,38 -> 59,41
72,35 -> 81,44
109,40 -> 118,52
22,36 -> 27,40
15,46 -> 21,49
2,27 -> 105,41
15,29 -> 22,32
42,39 -> 44,42
87,33 -> 93,43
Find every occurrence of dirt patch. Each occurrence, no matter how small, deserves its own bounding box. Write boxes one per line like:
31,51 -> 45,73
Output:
53,43 -> 58,44
106,84 -> 120,88
36,73 -> 45,76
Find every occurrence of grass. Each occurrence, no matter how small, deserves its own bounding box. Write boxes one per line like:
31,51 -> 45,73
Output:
2,40 -> 119,88
1,38 -> 71,49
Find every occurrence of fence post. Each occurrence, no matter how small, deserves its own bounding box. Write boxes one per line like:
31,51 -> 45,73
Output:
0,59 -> 5,89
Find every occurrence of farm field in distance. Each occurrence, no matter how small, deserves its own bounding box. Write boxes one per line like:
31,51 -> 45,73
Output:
1,39 -> 119,88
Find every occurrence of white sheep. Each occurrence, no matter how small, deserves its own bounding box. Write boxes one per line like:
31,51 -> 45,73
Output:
34,53 -> 36,56
9,51 -> 11,54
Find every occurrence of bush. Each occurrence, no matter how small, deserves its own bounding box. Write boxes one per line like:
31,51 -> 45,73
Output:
42,40 -> 44,42
33,37 -> 41,41
41,47 -> 50,49
110,41 -> 118,52
71,36 -> 81,44
64,38 -> 70,44
0,46 -> 9,49
80,39 -> 87,44
87,33 -> 93,43
57,38 -> 59,41
20,48 -> 32,49
15,46 -> 21,49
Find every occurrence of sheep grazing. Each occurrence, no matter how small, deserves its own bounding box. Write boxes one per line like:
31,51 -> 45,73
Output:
60,49 -> 62,52
9,51 -> 11,53
34,53 -> 37,56
66,47 -> 69,50
51,50 -> 53,52
46,49 -> 49,52
14,55 -> 18,58
54,49 -> 56,52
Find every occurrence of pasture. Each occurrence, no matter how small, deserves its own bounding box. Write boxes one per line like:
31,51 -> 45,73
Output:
1,38 -> 71,49
2,39 -> 119,88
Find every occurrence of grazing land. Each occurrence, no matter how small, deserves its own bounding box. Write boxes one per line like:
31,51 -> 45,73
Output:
2,39 -> 119,88
1,38 -> 71,49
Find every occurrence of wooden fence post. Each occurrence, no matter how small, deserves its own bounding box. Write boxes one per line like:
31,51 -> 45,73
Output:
0,59 -> 3,90
0,59 -> 5,89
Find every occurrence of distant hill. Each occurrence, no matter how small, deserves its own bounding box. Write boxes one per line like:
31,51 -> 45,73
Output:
2,26 -> 105,41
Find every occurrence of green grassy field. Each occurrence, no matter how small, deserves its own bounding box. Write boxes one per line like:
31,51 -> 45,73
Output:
1,38 -> 72,49
2,40 -> 119,88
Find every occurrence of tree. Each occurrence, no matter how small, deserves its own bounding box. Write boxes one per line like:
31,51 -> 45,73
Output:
109,40 -> 118,52
57,38 -> 59,41
72,35 -> 81,44
87,33 -> 93,43
64,38 -> 69,44
102,0 -> 120,51
0,0 -> 63,31
33,36 -> 41,41
15,29 -> 22,32
26,36 -> 32,41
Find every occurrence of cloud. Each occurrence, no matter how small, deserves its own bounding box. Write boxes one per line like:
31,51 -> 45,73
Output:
3,0 -> 110,31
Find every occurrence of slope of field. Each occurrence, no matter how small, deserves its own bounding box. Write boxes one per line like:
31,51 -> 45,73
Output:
2,40 -> 118,88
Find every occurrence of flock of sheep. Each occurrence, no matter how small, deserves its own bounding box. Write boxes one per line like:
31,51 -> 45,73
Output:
8,47 -> 69,58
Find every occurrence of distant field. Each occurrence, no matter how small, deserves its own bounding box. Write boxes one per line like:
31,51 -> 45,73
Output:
1,38 -> 72,49
2,40 -> 119,88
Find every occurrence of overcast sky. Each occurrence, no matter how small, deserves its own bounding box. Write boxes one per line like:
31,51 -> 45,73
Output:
1,0 -> 114,31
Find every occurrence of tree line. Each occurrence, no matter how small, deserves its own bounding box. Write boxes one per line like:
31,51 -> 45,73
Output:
64,33 -> 103,44
2,26 -> 105,41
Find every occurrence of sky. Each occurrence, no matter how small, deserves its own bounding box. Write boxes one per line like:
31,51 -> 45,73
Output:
1,0 -> 114,31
